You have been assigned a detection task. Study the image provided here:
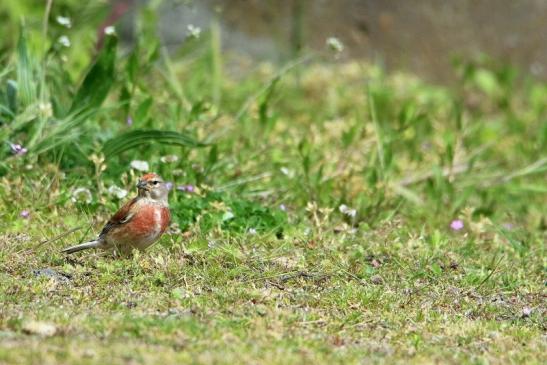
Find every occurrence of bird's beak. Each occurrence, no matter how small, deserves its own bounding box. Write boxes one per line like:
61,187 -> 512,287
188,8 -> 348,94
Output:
137,180 -> 147,189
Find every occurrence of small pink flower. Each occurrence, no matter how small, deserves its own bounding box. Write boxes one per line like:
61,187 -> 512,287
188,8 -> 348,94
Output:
20,210 -> 30,219
450,219 -> 464,231
371,259 -> 381,268
10,143 -> 28,156
176,184 -> 194,193
126,116 -> 133,126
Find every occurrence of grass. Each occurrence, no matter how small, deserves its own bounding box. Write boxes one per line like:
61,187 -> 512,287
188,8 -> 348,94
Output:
0,1 -> 546,364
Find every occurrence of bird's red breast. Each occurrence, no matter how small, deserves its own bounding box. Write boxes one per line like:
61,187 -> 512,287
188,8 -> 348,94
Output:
127,204 -> 170,236
100,197 -> 170,252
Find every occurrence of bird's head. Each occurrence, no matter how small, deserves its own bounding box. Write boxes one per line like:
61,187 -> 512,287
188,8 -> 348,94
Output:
137,173 -> 169,203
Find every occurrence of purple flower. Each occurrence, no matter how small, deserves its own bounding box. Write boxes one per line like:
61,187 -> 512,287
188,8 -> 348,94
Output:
279,204 -> 287,212
450,219 -> 464,231
165,182 -> 173,191
10,143 -> 28,156
126,116 -> 133,126
20,210 -> 30,219
176,184 -> 194,193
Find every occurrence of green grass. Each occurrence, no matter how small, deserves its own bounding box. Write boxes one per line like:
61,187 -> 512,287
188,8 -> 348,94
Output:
0,2 -> 546,364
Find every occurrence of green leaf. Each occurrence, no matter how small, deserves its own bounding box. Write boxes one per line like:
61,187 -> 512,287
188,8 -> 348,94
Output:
474,69 -> 500,97
102,129 -> 206,158
207,144 -> 218,166
69,34 -> 118,116
16,27 -> 35,108
134,97 -> 152,123
258,75 -> 279,126
126,45 -> 139,85
119,84 -> 131,117
6,79 -> 17,113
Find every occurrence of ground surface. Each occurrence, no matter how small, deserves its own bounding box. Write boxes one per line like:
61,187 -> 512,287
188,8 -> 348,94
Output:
0,214 -> 545,364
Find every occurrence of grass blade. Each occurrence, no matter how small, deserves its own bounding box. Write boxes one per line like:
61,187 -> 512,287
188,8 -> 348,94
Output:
102,129 -> 206,157
16,26 -> 35,108
69,33 -> 118,116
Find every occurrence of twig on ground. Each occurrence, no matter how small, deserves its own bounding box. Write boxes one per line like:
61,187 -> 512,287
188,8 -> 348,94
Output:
17,226 -> 83,254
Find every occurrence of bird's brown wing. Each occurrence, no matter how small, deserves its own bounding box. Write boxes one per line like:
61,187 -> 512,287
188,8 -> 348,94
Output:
98,197 -> 139,238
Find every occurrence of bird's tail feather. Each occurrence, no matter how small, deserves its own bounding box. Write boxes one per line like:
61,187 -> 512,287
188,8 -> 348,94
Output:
61,240 -> 101,254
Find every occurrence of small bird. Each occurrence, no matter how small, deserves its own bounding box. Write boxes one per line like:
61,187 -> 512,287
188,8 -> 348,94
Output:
62,173 -> 171,255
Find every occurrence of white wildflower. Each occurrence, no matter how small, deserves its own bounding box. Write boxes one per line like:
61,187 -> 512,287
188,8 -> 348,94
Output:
56,16 -> 72,28
222,210 -> 235,221
339,204 -> 357,218
160,155 -> 179,163
57,35 -> 71,47
326,37 -> 344,53
248,228 -> 257,235
71,187 -> 92,204
130,160 -> 149,172
187,24 -> 201,39
38,102 -> 53,118
107,185 -> 128,199
280,167 -> 294,177
104,26 -> 116,35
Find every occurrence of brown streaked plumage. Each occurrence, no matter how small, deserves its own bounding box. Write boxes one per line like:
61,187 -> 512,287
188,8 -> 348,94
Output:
62,173 -> 171,255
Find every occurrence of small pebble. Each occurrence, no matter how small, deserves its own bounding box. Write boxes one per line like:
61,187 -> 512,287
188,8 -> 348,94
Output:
33,268 -> 72,283
371,275 -> 384,285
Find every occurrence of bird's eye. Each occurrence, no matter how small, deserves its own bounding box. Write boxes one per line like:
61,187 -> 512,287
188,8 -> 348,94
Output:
152,180 -> 159,185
